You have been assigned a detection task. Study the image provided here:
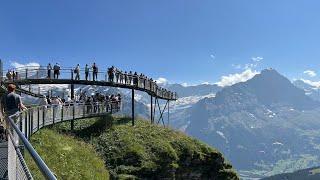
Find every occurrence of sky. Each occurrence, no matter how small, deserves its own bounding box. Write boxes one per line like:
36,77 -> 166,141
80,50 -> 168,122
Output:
1,0 -> 320,86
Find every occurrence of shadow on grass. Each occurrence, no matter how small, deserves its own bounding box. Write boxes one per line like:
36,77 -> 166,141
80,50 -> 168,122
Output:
74,114 -> 113,139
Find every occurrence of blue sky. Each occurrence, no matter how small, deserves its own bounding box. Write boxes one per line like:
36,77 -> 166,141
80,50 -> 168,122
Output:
1,0 -> 320,86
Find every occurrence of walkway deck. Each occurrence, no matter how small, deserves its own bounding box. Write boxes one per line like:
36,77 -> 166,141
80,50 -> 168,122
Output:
0,142 -> 8,179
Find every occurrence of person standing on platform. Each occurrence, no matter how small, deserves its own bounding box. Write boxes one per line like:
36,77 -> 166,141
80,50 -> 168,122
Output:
85,64 -> 89,81
119,71 -> 124,84
124,71 -> 128,84
53,63 -> 60,79
47,63 -> 52,79
128,71 -> 133,85
115,68 -> 120,83
74,64 -> 80,80
92,63 -> 98,81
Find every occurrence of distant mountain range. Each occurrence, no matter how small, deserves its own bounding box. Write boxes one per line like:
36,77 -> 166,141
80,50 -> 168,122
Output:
177,69 -> 320,179
293,80 -> 320,102
19,68 -> 320,179
263,166 -> 320,180
164,83 -> 221,98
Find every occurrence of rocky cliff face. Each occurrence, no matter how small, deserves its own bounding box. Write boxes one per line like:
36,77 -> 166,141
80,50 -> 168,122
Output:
185,69 -> 320,178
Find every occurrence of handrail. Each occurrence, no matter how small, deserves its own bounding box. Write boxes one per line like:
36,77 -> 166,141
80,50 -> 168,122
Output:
4,66 -> 178,100
8,113 -> 57,180
6,101 -> 121,179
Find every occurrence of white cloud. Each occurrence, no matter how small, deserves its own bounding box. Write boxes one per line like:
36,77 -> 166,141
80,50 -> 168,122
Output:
201,81 -> 211,85
215,69 -> 259,87
181,83 -> 188,87
303,70 -> 317,77
156,77 -> 168,85
300,79 -> 320,88
232,64 -> 242,69
210,54 -> 216,60
232,56 -> 263,70
251,56 -> 263,62
11,61 -> 40,69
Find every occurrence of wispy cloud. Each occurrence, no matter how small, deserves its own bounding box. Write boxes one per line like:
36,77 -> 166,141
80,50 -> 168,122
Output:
303,70 -> 317,77
11,61 -> 40,69
251,56 -> 263,62
210,54 -> 216,60
232,56 -> 263,70
156,77 -> 168,85
300,79 -> 320,88
215,69 -> 259,87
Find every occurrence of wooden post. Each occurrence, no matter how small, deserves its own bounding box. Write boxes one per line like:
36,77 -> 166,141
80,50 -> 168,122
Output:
132,88 -> 135,126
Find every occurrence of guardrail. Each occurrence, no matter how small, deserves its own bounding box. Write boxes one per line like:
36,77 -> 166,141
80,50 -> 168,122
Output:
6,101 -> 121,179
5,66 -> 178,100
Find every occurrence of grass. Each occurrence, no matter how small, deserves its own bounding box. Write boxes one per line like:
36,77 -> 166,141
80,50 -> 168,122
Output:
25,114 -> 238,179
25,128 -> 109,180
70,115 -> 238,179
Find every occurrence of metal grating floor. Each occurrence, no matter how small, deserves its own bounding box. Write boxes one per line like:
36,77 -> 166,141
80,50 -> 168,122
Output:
0,141 -> 8,180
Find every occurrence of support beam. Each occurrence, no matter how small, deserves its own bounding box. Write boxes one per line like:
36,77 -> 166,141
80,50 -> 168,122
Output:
156,99 -> 168,127
132,88 -> 135,126
168,100 -> 170,127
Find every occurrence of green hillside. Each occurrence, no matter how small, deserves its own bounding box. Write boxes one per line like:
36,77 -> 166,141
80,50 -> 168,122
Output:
263,167 -> 320,180
27,115 -> 239,179
26,129 -> 109,180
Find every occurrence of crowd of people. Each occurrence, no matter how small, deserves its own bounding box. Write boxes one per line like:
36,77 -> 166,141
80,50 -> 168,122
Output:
6,69 -> 18,81
38,92 -> 122,114
5,63 -> 177,100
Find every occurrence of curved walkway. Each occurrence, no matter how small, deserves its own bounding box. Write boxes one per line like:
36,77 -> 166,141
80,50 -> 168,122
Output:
4,66 -> 178,100
6,102 -> 120,180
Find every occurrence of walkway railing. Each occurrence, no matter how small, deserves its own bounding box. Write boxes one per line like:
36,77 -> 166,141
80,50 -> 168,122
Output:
6,66 -> 178,100
6,101 -> 121,179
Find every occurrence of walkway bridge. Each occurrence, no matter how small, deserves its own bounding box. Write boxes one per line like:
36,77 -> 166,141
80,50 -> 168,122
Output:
0,61 -> 178,179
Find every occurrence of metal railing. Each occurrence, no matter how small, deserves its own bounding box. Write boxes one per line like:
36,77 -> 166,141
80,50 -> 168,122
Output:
6,101 -> 121,179
5,66 -> 178,100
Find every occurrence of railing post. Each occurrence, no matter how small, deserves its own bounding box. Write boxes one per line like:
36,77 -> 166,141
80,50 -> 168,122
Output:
151,96 -> 153,124
71,69 -> 74,80
24,111 -> 28,138
61,105 -> 64,121
132,88 -> 135,126
52,106 -> 55,124
43,107 -> 45,127
71,104 -> 75,130
19,115 -> 23,131
37,107 -> 40,131
25,68 -> 28,79
28,109 -> 31,139
31,109 -> 34,134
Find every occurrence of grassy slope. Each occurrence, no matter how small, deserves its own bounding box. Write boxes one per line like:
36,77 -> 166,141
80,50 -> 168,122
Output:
26,129 -> 109,180
26,115 -> 238,179
60,115 -> 239,179
263,167 -> 320,180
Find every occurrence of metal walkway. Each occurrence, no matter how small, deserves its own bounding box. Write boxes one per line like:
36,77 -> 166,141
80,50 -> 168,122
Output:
0,62 -> 178,179
0,142 -> 8,179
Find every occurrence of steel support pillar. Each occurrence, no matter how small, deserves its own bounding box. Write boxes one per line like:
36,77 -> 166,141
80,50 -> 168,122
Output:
132,88 -> 135,126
